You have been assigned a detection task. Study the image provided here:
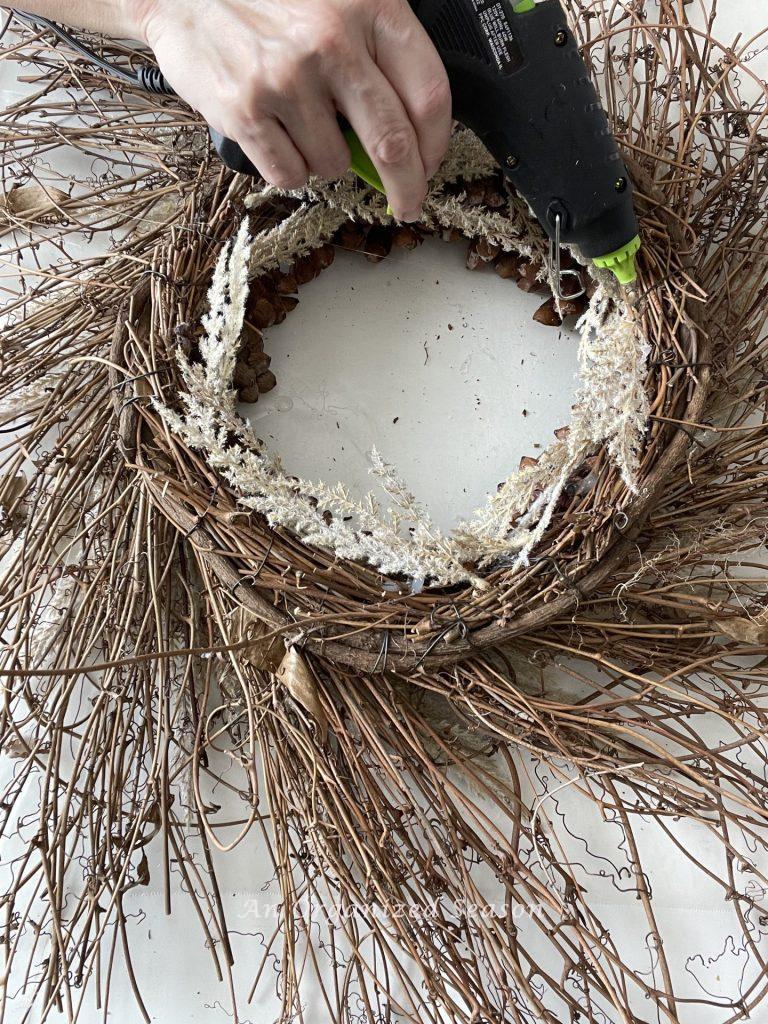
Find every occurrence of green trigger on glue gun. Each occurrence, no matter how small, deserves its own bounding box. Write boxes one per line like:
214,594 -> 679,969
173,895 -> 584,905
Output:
343,127 -> 387,196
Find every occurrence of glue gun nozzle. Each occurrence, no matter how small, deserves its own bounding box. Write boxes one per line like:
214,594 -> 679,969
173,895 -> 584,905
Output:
592,235 -> 641,287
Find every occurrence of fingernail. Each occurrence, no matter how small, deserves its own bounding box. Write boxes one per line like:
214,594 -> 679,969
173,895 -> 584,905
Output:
401,207 -> 423,223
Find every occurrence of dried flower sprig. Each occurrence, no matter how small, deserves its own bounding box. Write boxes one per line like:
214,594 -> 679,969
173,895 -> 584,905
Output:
159,221 -> 476,586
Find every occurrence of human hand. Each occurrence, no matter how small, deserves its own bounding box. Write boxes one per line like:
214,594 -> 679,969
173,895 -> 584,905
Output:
132,0 -> 452,220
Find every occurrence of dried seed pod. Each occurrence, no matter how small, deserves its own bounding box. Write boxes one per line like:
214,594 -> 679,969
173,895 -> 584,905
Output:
365,225 -> 393,263
412,616 -> 434,636
249,298 -> 277,329
494,252 -> 521,279
256,370 -> 277,394
334,220 -> 367,251
272,304 -> 287,326
236,609 -> 285,671
533,297 -> 563,327
279,294 -> 299,312
275,646 -> 329,744
239,385 -> 260,404
391,224 -> 422,250
554,425 -> 570,441
519,455 -> 540,470
443,624 -> 463,644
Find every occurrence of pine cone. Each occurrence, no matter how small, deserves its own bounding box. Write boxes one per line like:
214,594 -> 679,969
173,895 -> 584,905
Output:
392,225 -> 422,250
476,238 -> 501,261
365,225 -> 393,263
533,297 -> 563,327
494,253 -> 521,279
244,350 -> 271,375
239,385 -> 260,404
240,327 -> 264,365
466,179 -> 487,206
274,270 -> 298,295
466,241 -> 487,271
294,253 -> 320,285
257,370 -> 277,394
518,260 -> 547,293
483,185 -> 506,209
292,244 -> 335,285
335,221 -> 367,251
248,277 -> 272,303
466,238 -> 501,270
558,294 -> 589,318
249,298 -> 277,329
233,363 -> 258,389
315,243 -> 335,270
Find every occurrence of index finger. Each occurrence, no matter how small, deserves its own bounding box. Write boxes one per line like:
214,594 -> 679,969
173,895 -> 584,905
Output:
372,3 -> 452,179
333,60 -> 428,221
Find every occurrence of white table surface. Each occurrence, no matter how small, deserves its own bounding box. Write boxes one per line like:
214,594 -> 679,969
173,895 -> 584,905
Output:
246,235 -> 580,533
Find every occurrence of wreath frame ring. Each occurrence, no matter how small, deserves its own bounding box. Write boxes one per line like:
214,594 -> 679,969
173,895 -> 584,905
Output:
109,165 -> 709,675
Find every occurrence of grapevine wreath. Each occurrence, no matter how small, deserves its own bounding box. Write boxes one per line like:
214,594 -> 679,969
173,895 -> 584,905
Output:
113,142 -> 702,670
2,3 -> 768,1024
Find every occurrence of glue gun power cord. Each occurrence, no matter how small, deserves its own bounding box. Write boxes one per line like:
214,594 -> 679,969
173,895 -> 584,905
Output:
10,9 -> 173,95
